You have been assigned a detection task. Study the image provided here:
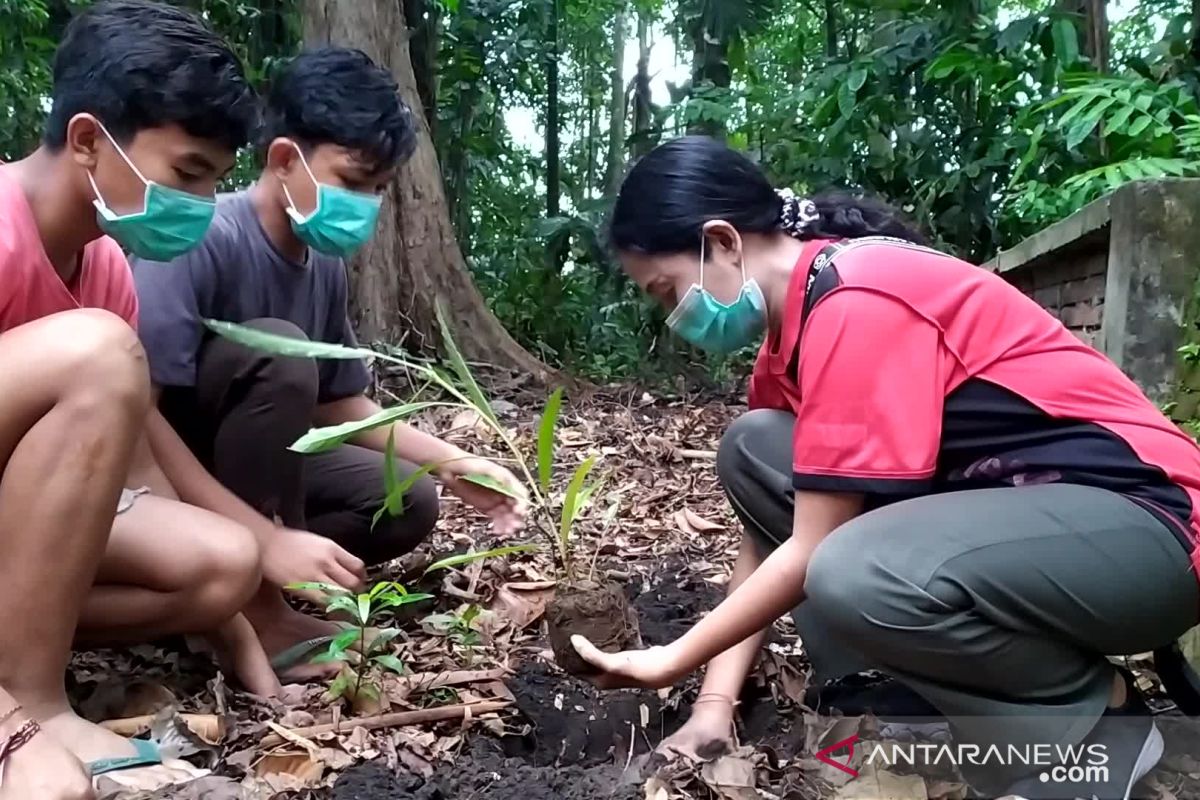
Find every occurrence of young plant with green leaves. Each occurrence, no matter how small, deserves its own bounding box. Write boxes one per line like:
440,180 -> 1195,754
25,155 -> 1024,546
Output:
205,305 -> 603,581
290,580 -> 433,710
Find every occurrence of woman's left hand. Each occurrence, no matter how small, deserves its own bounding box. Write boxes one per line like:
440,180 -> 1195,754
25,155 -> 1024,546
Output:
439,456 -> 528,536
570,635 -> 691,689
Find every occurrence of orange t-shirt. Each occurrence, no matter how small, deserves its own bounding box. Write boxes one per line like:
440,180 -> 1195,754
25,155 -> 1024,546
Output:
0,168 -> 137,333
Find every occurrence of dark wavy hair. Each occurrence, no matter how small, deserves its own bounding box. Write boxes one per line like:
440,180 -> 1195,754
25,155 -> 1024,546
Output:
44,0 -> 257,153
610,136 -> 926,255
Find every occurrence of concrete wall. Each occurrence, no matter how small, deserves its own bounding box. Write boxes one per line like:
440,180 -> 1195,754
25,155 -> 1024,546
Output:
983,178 -> 1200,406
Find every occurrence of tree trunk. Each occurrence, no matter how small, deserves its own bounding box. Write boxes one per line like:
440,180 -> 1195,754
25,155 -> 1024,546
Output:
402,0 -> 439,140
605,6 -> 628,194
632,11 -> 654,159
822,0 -> 838,58
302,0 -> 548,376
1059,0 -> 1109,72
1192,0 -> 1200,63
686,8 -> 730,137
545,0 -> 561,218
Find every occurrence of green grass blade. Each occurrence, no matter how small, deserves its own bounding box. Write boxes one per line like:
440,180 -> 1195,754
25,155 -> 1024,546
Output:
291,403 -> 442,453
460,473 -> 525,500
423,544 -> 539,575
537,388 -> 564,493
204,319 -> 379,361
559,456 -> 597,548
434,303 -> 497,426
286,581 -> 347,596
374,463 -> 441,529
384,429 -> 400,514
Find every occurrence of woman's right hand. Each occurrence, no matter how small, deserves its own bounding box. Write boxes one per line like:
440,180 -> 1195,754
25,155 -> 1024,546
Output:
0,720 -> 95,800
650,700 -> 735,768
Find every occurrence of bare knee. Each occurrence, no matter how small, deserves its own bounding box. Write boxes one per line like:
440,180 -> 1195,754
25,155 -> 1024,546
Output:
50,310 -> 151,417
186,523 -> 263,629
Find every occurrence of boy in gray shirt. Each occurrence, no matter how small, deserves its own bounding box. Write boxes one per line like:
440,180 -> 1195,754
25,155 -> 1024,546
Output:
132,47 -> 525,680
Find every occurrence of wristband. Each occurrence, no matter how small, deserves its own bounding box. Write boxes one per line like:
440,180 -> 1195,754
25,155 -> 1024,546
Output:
0,719 -> 39,766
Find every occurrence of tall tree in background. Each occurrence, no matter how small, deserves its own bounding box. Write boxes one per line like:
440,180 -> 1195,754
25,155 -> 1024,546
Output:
302,0 -> 548,375
631,8 -> 655,158
1060,0 -> 1109,71
605,3 -> 628,192
545,0 -> 562,218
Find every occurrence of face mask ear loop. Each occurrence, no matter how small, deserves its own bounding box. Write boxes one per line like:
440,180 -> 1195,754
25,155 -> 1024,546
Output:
90,118 -> 152,215
699,229 -> 707,291
94,119 -> 151,186
283,142 -> 321,219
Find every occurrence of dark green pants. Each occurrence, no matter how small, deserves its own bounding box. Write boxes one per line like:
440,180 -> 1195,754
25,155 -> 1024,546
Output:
717,410 -> 1199,757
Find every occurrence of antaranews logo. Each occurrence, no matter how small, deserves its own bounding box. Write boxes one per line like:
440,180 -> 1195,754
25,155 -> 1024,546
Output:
815,733 -> 860,778
811,735 -> 1111,786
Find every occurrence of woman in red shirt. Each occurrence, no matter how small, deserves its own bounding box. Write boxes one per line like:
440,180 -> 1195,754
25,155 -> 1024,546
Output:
572,136 -> 1200,800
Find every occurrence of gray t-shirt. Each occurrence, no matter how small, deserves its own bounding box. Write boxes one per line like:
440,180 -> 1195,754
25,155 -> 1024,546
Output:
131,189 -> 371,403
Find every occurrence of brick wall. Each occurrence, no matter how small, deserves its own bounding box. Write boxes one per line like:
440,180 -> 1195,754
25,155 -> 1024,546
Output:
1001,248 -> 1107,349
983,179 -> 1200,405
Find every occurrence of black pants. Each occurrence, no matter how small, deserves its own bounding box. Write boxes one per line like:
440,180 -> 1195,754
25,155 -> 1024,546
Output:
717,409 -> 1199,775
161,318 -> 439,567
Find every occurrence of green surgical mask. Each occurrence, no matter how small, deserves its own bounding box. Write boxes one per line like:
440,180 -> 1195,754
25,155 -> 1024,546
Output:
283,145 -> 383,258
665,235 -> 767,354
88,122 -> 216,261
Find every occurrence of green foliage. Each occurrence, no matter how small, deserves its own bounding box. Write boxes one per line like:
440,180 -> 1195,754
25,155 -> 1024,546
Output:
10,1 -> 1200,381
210,316 -> 603,579
423,604 -> 484,658
287,580 -> 432,708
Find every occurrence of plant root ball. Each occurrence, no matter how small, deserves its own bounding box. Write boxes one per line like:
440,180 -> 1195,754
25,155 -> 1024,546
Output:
546,581 -> 641,676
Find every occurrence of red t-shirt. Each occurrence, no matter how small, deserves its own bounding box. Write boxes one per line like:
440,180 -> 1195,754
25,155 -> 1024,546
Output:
749,237 -> 1200,577
0,169 -> 137,333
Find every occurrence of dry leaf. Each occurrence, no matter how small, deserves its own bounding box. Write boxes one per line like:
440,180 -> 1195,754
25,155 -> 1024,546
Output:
673,509 -> 725,536
254,751 -> 325,789
492,583 -> 554,629
699,755 -> 758,800
834,762 -> 927,800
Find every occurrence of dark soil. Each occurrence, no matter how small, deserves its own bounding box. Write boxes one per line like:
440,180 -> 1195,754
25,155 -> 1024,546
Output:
546,581 -> 641,676
330,563 -> 732,797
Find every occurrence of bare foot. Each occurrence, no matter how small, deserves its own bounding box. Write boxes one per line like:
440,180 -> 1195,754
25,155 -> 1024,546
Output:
208,615 -> 282,698
0,710 -> 93,800
245,603 -> 343,682
39,711 -> 180,790
651,705 -> 734,768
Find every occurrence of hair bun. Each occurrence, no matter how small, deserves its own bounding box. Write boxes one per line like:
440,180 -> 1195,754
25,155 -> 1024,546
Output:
776,188 -> 820,238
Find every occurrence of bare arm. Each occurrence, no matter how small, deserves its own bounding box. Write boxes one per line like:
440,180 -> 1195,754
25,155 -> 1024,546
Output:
574,490 -> 863,686
146,388 -> 366,589
689,533 -> 769,701
671,491 -> 863,671
144,396 -> 281,544
316,395 -> 461,463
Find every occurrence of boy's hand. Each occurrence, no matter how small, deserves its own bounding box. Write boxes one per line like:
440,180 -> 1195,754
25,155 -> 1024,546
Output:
438,457 -> 528,536
263,530 -> 366,591
568,636 -> 691,690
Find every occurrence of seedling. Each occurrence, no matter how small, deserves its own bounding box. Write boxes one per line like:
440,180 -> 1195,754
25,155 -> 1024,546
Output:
289,580 -> 432,712
424,605 -> 484,663
207,307 -> 638,676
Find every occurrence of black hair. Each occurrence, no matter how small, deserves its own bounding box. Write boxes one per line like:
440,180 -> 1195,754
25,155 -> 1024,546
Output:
44,0 -> 257,153
610,136 -> 927,255
259,47 -> 417,171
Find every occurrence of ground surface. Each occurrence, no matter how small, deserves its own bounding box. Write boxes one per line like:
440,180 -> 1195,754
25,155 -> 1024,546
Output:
69,387 -> 1200,800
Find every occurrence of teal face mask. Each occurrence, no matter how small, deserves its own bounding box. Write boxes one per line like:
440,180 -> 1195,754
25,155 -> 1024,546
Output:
284,145 -> 383,258
665,236 -> 767,354
88,122 -> 216,261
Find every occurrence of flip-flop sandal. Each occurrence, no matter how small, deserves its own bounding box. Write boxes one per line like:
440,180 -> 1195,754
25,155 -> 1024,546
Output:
270,635 -> 340,675
269,623 -> 387,675
89,737 -> 163,777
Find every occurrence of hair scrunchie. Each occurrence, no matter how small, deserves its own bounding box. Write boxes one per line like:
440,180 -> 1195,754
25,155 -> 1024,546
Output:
776,188 -> 820,238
